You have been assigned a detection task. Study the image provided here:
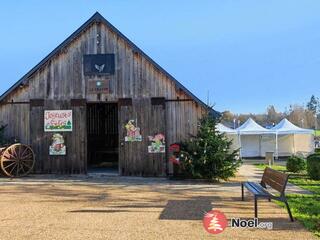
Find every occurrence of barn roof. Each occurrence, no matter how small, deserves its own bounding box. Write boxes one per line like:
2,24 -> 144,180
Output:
0,12 -> 219,117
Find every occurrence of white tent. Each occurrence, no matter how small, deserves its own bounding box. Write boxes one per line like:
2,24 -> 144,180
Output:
271,119 -> 314,157
216,123 -> 240,150
236,118 -> 273,157
216,123 -> 237,134
218,118 -> 314,159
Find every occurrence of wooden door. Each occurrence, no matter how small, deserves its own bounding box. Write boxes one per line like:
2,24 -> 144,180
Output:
118,97 -> 166,176
30,99 -> 86,174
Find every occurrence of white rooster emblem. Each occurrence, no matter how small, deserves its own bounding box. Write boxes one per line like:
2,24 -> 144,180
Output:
95,64 -> 105,73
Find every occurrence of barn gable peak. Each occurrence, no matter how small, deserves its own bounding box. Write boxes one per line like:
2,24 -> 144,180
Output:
0,12 -> 219,117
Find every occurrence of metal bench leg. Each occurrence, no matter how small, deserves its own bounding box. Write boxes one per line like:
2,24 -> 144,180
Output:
254,196 -> 258,218
284,200 -> 294,222
241,183 -> 244,201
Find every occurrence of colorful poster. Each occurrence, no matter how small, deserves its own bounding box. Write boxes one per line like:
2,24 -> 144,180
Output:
49,133 -> 66,155
148,133 -> 165,153
125,120 -> 142,142
44,110 -> 72,132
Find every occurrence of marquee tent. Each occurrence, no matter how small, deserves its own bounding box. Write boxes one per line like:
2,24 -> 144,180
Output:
271,119 -> 314,157
217,119 -> 314,158
236,118 -> 272,157
216,123 -> 237,134
216,123 -> 240,151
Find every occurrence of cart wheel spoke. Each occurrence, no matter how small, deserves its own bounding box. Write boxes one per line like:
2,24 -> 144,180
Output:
3,153 -> 16,160
3,161 -> 16,169
16,163 -> 19,176
8,163 -> 18,175
21,153 -> 33,160
22,159 -> 34,162
20,146 -> 29,159
20,161 -> 31,169
2,158 -> 16,162
1,144 -> 35,177
10,148 -> 17,159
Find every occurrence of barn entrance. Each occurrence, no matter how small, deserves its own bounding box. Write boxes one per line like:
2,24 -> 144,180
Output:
87,103 -> 119,174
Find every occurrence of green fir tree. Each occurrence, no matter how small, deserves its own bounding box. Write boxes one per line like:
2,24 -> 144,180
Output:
179,114 -> 241,181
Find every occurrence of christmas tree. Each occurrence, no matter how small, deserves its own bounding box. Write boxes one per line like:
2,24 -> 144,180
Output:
208,214 -> 223,232
179,113 -> 241,181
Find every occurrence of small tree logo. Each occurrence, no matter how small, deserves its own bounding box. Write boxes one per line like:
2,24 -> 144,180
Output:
203,210 -> 228,234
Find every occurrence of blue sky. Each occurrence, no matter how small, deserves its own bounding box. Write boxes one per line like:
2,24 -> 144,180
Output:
0,0 -> 320,113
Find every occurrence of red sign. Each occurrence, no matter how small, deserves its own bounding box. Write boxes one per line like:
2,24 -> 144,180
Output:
203,210 -> 228,234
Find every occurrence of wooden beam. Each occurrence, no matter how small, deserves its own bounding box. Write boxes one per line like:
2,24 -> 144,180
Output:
0,101 -> 30,105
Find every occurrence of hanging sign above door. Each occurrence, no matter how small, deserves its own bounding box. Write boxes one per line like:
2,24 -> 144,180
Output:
44,110 -> 73,132
88,80 -> 109,94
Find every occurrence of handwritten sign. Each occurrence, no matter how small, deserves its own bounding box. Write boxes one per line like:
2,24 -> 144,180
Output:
44,110 -> 72,132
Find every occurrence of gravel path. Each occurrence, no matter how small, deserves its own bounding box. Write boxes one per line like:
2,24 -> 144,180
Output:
0,169 -> 316,240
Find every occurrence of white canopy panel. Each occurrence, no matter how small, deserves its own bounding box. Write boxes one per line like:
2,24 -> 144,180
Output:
271,118 -> 314,135
216,123 -> 237,134
237,118 -> 272,135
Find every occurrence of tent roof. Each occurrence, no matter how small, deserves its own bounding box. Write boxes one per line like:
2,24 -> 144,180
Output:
216,123 -> 237,134
237,118 -> 271,135
271,118 -> 314,135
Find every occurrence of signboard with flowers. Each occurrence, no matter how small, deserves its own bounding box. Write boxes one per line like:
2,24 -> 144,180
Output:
44,110 -> 72,132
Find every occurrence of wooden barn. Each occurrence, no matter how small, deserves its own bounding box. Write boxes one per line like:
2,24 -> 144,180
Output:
0,12 -> 218,176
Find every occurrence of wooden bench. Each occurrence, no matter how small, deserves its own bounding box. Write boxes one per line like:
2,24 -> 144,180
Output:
241,167 -> 294,221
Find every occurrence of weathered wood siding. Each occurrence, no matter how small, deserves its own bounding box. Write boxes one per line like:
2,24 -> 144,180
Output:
0,20 -> 206,174
119,98 -> 167,176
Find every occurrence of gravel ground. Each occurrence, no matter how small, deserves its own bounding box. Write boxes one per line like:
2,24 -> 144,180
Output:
0,168 -> 317,240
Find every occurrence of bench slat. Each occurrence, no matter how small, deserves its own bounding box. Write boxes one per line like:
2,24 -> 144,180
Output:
261,167 -> 288,193
243,182 -> 270,197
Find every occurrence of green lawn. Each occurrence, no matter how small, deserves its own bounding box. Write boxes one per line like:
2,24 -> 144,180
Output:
315,130 -> 320,137
254,164 -> 320,237
254,163 -> 287,172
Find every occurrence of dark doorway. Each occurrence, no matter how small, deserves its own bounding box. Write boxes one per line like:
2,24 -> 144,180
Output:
87,103 -> 119,173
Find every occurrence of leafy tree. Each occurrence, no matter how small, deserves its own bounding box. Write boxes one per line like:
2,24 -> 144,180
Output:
266,105 -> 281,125
179,114 -> 241,181
306,95 -> 319,114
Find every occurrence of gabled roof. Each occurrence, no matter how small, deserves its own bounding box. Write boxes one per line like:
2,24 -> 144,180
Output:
271,118 -> 314,134
236,118 -> 271,135
0,12 -> 219,117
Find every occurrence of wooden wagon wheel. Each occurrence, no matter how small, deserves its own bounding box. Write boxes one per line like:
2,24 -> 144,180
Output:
0,144 -> 35,177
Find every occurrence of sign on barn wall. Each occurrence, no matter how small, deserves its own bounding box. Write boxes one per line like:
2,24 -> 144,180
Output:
88,80 -> 109,94
44,110 -> 73,132
148,133 -> 165,153
49,133 -> 66,155
83,54 -> 115,75
125,120 -> 142,142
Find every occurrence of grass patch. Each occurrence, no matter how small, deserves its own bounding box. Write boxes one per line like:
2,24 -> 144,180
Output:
253,163 -> 320,237
276,194 -> 320,237
289,177 -> 320,195
315,130 -> 320,137
254,163 -> 287,172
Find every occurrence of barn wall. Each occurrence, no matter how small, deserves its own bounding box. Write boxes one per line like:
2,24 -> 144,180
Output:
0,20 -> 207,174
